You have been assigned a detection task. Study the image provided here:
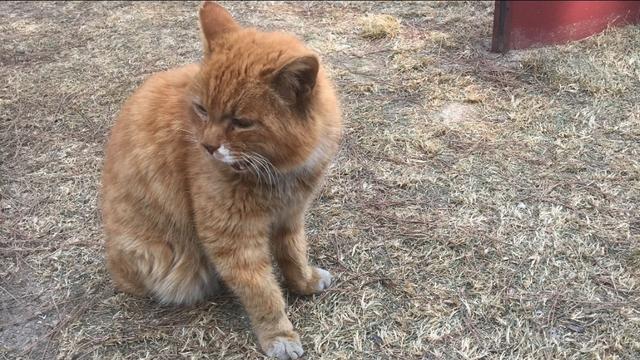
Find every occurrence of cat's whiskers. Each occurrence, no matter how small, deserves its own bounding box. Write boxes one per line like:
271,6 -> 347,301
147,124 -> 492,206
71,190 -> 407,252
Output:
232,151 -> 283,198
238,153 -> 266,187
246,153 -> 277,197
254,153 -> 278,180
250,153 -> 278,186
251,152 -> 284,198
250,154 -> 274,185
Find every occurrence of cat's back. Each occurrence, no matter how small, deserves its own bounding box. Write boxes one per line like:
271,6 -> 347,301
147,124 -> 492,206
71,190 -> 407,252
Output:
114,64 -> 200,133
102,64 -> 200,230
104,64 -> 199,165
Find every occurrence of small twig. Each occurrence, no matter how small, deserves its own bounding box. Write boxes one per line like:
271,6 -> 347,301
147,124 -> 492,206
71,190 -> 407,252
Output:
546,292 -> 560,327
20,294 -> 99,357
346,48 -> 394,59
0,284 -> 19,303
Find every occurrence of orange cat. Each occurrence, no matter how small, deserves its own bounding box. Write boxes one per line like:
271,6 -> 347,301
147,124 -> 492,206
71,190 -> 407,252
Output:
100,2 -> 342,358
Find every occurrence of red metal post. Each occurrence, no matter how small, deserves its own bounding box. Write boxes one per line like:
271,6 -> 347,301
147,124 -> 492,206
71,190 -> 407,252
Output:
492,1 -> 640,53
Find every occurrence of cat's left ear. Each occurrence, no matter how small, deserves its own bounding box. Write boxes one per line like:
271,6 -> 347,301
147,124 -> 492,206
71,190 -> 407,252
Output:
271,55 -> 319,111
199,1 -> 240,56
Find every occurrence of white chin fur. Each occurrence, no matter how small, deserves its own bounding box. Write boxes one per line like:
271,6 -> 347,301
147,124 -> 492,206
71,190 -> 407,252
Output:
214,144 -> 234,164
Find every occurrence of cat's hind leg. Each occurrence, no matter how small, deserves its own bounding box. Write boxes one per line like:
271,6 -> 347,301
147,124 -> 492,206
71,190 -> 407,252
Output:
106,237 -> 219,306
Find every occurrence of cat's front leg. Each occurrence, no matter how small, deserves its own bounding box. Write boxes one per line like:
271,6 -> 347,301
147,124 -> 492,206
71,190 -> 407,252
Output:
271,209 -> 332,296
197,221 -> 303,359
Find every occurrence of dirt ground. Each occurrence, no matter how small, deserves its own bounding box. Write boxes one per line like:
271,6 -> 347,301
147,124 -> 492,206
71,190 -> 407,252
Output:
1,1 -> 639,359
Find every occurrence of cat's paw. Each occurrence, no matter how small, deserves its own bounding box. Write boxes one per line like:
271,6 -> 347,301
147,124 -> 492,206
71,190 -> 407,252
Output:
264,337 -> 304,359
286,267 -> 333,295
313,267 -> 332,293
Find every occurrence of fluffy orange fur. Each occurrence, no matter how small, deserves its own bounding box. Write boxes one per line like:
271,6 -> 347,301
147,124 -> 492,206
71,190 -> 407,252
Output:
100,2 -> 342,358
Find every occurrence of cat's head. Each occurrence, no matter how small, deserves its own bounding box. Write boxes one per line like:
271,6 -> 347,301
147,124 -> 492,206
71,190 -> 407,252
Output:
187,1 -> 340,176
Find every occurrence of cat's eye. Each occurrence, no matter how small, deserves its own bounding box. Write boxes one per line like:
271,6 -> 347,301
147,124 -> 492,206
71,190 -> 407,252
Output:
193,102 -> 208,118
230,118 -> 254,130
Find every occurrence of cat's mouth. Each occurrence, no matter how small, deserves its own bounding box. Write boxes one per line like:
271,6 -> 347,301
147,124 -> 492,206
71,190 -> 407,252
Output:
230,161 -> 247,172
208,145 -> 248,172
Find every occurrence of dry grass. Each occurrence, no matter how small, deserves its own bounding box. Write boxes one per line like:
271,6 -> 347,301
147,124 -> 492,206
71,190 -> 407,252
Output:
359,14 -> 401,39
2,1 -> 639,359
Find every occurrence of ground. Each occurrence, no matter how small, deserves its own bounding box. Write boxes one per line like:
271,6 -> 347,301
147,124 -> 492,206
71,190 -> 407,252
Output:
1,1 -> 639,359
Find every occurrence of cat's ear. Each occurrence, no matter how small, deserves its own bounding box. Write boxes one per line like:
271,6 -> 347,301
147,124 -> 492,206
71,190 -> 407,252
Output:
271,55 -> 319,111
198,1 -> 240,56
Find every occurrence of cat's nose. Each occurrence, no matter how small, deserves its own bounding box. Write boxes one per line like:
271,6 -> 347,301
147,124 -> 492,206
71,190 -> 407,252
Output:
202,143 -> 219,155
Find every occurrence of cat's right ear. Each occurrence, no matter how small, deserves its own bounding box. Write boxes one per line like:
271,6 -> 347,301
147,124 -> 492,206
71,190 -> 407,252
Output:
198,1 -> 240,56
